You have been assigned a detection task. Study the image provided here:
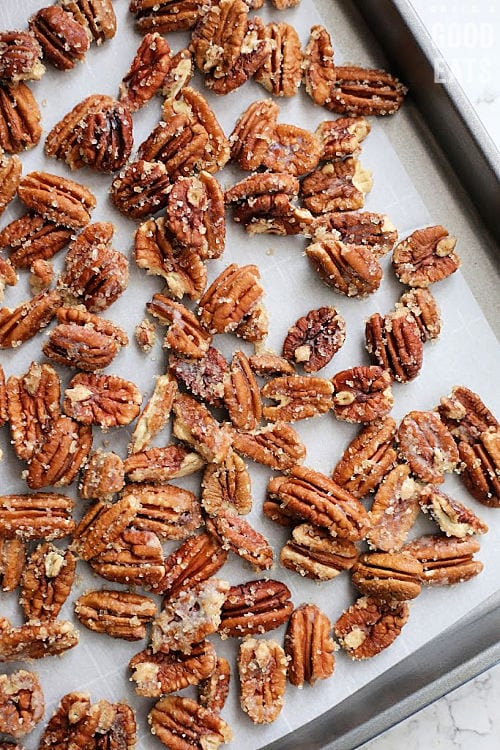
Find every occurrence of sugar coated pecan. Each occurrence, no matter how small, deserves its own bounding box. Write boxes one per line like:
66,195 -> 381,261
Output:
458,427 -> 500,507
111,160 -> 170,220
365,309 -> 423,383
172,392 -> 232,464
262,123 -> 322,176
59,0 -> 117,44
73,496 -> 140,561
438,385 -> 498,444
351,551 -> 423,601
328,65 -> 407,116
158,532 -> 227,599
230,191 -> 312,236
301,158 -> 372,215
0,670 -> 44,737
149,695 -> 232,750
120,32 -> 171,111
29,6 -> 89,70
392,225 -> 460,286
147,293 -> 212,357
235,301 -> 270,340
124,483 -> 203,540
89,526 -> 165,588
306,236 -> 382,297
135,318 -> 156,352
0,213 -> 72,268
315,116 -> 371,159
261,374 -> 334,422
198,263 -> 263,335
0,256 -> 17,302
331,366 -> 393,423
0,152 -> 21,216
138,114 -> 208,179
397,410 -> 459,483
20,542 -> 75,621
335,596 -> 409,659
282,306 -> 346,373
206,509 -> 273,571
123,445 -> 205,484
79,450 -> 124,501
367,464 -> 421,552
254,22 -> 302,97
280,523 -> 358,580
223,350 -> 261,431
0,618 -> 78,661
225,171 -> 299,205
0,289 -> 61,348
397,288 -> 441,341
303,25 -> 335,107
130,0 -> 205,32
161,49 -> 194,98
232,421 -> 306,471
0,81 -> 41,153
0,31 -> 43,84
63,373 -> 142,429
0,538 -> 25,592
403,534 -> 483,585
219,579 -> 293,637
129,374 -> 177,453
199,656 -> 230,713
29,259 -> 53,293
75,589 -> 156,640
285,604 -> 335,687
130,641 -> 216,697
170,349 -> 226,408
18,171 -> 96,228
44,93 -> 110,169
249,352 -> 295,377
238,639 -> 287,724
26,416 -> 92,490
0,492 -> 74,541
202,450 -> 252,515
37,692 -> 95,750
229,99 -> 279,171
312,210 -> 398,257
78,100 -> 134,173
419,484 -> 488,538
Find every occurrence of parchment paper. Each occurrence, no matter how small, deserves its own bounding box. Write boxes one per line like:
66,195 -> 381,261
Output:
0,1 -> 499,748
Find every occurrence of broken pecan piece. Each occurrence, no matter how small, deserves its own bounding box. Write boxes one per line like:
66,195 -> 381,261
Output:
129,374 -> 177,454
301,158 -> 372,215
63,373 -> 142,429
351,551 -> 423,601
397,288 -> 441,341
206,509 -> 273,571
0,31 -> 43,84
403,534 -> 483,585
280,523 -> 358,580
26,416 -> 92,490
315,116 -> 371,159
331,366 -> 393,423
59,0 -> 117,44
392,225 -> 460,287
89,526 -> 165,589
123,446 -> 204,484
202,450 -> 252,515
458,427 -> 500,507
18,171 -> 96,228
130,0 -> 205,32
20,542 -> 76,621
73,496 -> 140,561
220,579 -> 293,638
130,641 -> 216,697
262,123 -> 322,176
438,385 -> 499,445
79,450 -> 125,501
306,236 -> 382,297
334,596 -> 409,659
303,25 -> 335,107
147,293 -> 212,358
312,210 -> 398,258
366,464 -> 421,552
0,213 -> 72,268
254,22 -> 302,97
397,410 -> 459,483
249,352 -> 295,377
29,5 -> 89,70
232,421 -> 306,471
172,392 -> 232,464
261,374 -> 334,422
0,670 -> 44,738
0,81 -> 41,153
0,538 -> 25,592
120,32 -> 171,111
365,309 -> 423,382
198,656 -> 230,713
285,604 -> 335,687
0,617 -> 78,661
37,692 -> 95,750
148,696 -> 232,750
282,306 -> 346,373
124,483 -> 203,540
75,589 -> 157,640
170,349 -> 226,408
419,484 -> 488,537
328,65 -> 407,116
0,256 -> 17,302
238,639 -> 287,724
29,259 -> 53,293
0,289 -> 61,348
160,48 -> 194,98
0,492 -> 75,541
0,152 -> 21,216
198,263 -> 263,335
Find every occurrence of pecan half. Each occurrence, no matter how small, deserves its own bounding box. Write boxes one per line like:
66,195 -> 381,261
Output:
206,509 -> 273,571
334,596 -> 409,659
147,293 -> 212,358
79,450 -> 125,501
262,123 -> 322,176
255,22 -> 302,97
438,385 -> 499,445
227,179 -> 312,236
26,416 -> 92,490
225,171 -> 299,205
0,152 -> 21,216
78,100 -> 134,173
29,258 -> 53,293
0,618 -> 78,661
0,31 -> 43,84
130,642 -> 216,697
18,171 -> 96,229
302,158 -> 372,215
315,116 -> 371,159
458,427 -> 500,507
367,464 -> 421,552
0,82 -> 41,153
249,352 -> 295,377
29,6 -> 90,70
306,236 -> 382,297
158,532 -> 227,600
37,692 -> 95,750
130,0 -> 205,32
148,696 -> 232,750
232,421 -> 306,471
397,410 -> 459,483
170,349 -> 226,408
312,210 -> 398,258
0,538 -> 25,592
20,542 -> 75,621
198,263 -> 263,335
403,534 -> 483,585
219,579 -> 293,638
124,483 -> 203,539
223,350 -> 262,431
229,99 -> 279,171
44,93 -> 110,168
172,392 -> 232,464
392,225 -> 460,287
282,306 -> 346,373
120,32 -> 171,111
63,373 -> 142,429
397,288 -> 441,341
59,0 -> 117,44
73,496 -> 140,561
161,50 -> 194,98
75,589 -> 157,640
202,450 -> 252,515
0,289 -> 61,348
199,656 -> 230,714
261,374 -> 334,422
89,526 -> 165,588
351,551 -> 423,600
331,366 -> 393,423
129,374 -> 177,454
111,160 -> 170,220
285,604 -> 335,687
0,492 -> 75,541
0,213 -> 72,268
365,309 -> 424,382
328,65 -> 407,116
238,638 -> 287,724
0,670 -> 44,738
123,446 -> 205,484
138,114 -> 208,179
419,484 -> 488,537
280,523 -> 358,580
303,25 -> 335,107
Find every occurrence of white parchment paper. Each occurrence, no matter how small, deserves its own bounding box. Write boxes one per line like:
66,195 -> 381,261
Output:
0,1 -> 499,748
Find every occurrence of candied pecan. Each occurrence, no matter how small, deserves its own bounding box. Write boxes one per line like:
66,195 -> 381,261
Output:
111,160 -> 170,220
29,6 -> 90,70
397,410 -> 459,483
365,309 -> 423,382
199,656 -> 230,713
312,210 -> 398,258
419,484 -> 488,537
19,542 -> 75,621
0,213 -> 72,268
438,385 -> 499,444
458,428 -> 500,507
0,363 -> 5,426
75,589 -> 157,640
129,374 -> 177,453
303,25 -> 335,107
231,192 -> 312,236
328,65 -> 407,116
0,152 -> 21,216
263,497 -> 298,526
367,464 -> 420,552
138,114 -> 208,178
223,350 -> 262,431
158,532 -> 228,599
45,93 -> 111,169
230,99 -> 279,171
268,466 -> 370,541
152,578 -> 229,654
249,352 -> 295,377
170,349 -> 226,407
63,373 -> 142,429
0,670 -> 44,738
29,259 -> 53,294
219,579 -> 293,638
282,306 -> 345,373
254,22 -> 302,97
26,416 -> 92,490
120,33 -> 171,111
335,596 -> 409,659
235,301 -> 270,340
135,318 -> 156,352
392,225 -> 460,287
43,306 -> 128,371
161,48 -> 194,98
79,450 -> 124,501
331,366 -> 393,423
301,158 -> 372,215
0,492 -> 75,541
147,293 -> 212,357
396,287 -> 441,342
130,641 -> 216,697
262,124 -> 321,177
0,289 -> 61,348
352,551 -> 423,600
403,534 -> 483,585
148,696 -> 232,750
202,450 -> 252,515
0,31 -> 43,84
239,638 -> 287,724
0,257 -> 17,301
307,236 -> 382,297
125,483 -> 203,540
0,618 -> 78,661
89,526 -> 165,588
37,692 -> 95,750
0,539 -> 25,592
261,374 -> 334,422
0,82 -> 41,153
172,392 -> 231,464
78,99 -> 134,173
73,496 -> 140,561
285,604 -> 335,687
124,445 -> 204,484
232,421 -> 306,471
280,522 -> 358,580
130,0 -> 205,32
59,0 -> 117,44
272,0 -> 301,6
198,263 -> 263,335
315,116 -> 371,159
206,509 -> 273,571
17,171 -> 96,228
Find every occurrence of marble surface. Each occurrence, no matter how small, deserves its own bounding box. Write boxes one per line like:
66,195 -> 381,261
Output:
360,2 -> 500,749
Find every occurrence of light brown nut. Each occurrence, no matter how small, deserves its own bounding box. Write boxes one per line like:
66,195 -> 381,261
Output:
315,116 -> 371,159
44,93 -> 112,169
419,484 -> 488,537
229,99 -> 279,171
280,522 -> 358,580
366,464 -> 421,552
161,49 -> 194,98
124,446 -> 205,484
235,301 -> 270,341
170,349 -> 226,408
263,498 -> 298,526
301,158 -> 372,215
73,496 -> 140,561
158,532 -> 228,600
0,31 -> 43,84
130,641 -> 216,698
0,493 -> 74,541
119,32 -> 171,111
351,551 -> 423,601
37,692 -> 95,750
75,589 -> 156,641
0,670 -> 44,738
198,656 -> 230,713
0,538 -> 25,592
249,352 -> 295,377
268,466 -> 370,541
58,0 -> 117,44
254,22 -> 302,97
262,124 -> 322,177
29,259 -> 53,294
272,0 -> 301,7
135,318 -> 156,352
0,81 -> 41,154
129,375 -> 177,454
238,638 -> 287,724
204,17 -> 270,95
328,65 -> 407,116
198,263 -> 263,335
438,385 -> 499,445
285,604 -> 335,687
0,213 -> 72,268
0,289 -> 61,349
331,366 -> 394,423
365,309 -> 424,383
88,701 -> 137,749
63,373 -> 142,429
303,25 -> 336,107
172,392 -> 232,464
202,450 -> 252,515
232,421 -> 306,471
458,427 -> 500,507
26,416 -> 92,490
206,509 -> 273,571
223,351 -> 262,432
334,596 -> 409,660
397,410 -> 459,483
147,293 -> 212,358
0,618 -> 78,661
130,0 -> 205,32
0,152 -> 21,216
19,542 -> 76,621
18,172 -> 96,229
165,172 -> 225,260
306,236 -> 382,298
148,695 -> 232,750
397,288 -> 441,341
152,578 -> 229,654
89,526 -> 165,588
29,6 -> 89,70
282,306 -> 346,373
79,450 -> 124,502
261,374 -> 334,422
111,160 -> 170,220
43,306 -> 128,371
126,483 -> 203,540
392,225 -> 460,287
312,210 -> 398,258
403,534 -> 483,585
219,579 -> 293,638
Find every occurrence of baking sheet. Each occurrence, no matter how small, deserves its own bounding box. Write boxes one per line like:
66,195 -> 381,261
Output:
1,1 -> 499,748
